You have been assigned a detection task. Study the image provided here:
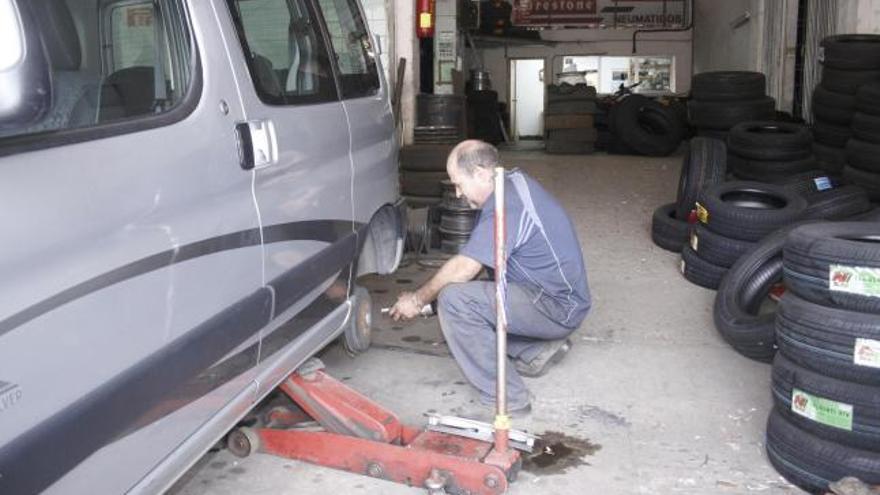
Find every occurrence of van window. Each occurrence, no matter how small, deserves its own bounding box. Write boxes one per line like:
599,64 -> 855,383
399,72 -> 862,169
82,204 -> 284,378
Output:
0,0 -> 196,142
228,0 -> 337,105
314,0 -> 380,99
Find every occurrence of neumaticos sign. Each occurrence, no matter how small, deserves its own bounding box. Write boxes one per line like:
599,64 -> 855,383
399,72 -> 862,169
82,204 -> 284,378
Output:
511,0 -> 687,28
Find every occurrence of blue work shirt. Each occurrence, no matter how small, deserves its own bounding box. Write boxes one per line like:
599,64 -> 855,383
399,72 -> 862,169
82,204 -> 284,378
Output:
460,170 -> 591,328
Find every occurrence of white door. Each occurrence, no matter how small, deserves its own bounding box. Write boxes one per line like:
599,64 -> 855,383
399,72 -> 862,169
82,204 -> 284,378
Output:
510,59 -> 545,140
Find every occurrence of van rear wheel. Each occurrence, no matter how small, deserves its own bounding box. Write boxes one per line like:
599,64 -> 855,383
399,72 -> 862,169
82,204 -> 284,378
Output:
227,427 -> 260,458
343,286 -> 372,355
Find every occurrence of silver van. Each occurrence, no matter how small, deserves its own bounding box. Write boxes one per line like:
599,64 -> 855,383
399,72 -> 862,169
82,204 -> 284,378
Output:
0,0 -> 402,493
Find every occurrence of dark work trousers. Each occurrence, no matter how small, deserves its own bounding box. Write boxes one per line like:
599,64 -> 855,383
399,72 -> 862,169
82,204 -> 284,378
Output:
437,281 -> 576,409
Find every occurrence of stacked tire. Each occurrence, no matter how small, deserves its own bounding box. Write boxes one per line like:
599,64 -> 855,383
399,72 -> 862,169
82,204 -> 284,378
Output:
681,181 -> 807,289
545,83 -> 598,154
688,71 -> 776,141
727,121 -> 816,182
766,222 -> 880,493
399,144 -> 453,206
468,89 -> 504,145
438,180 -> 478,254
844,82 -> 880,201
414,94 -> 466,145
812,34 -> 880,174
651,137 -> 726,252
609,95 -> 685,156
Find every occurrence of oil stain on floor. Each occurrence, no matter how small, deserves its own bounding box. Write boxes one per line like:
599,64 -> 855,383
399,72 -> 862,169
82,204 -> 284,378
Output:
522,431 -> 601,475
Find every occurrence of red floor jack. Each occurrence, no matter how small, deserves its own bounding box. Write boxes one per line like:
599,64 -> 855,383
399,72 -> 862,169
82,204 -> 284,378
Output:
226,168 -> 533,494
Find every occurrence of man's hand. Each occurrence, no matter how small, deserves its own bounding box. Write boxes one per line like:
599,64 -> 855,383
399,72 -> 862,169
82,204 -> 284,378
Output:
389,291 -> 423,321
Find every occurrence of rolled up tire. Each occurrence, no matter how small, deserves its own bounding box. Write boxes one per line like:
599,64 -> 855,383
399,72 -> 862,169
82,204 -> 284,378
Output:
651,203 -> 690,252
856,82 -> 880,116
821,66 -> 880,95
727,121 -> 813,161
812,142 -> 847,173
783,222 -> 880,314
688,97 -> 776,130
611,95 -> 684,157
851,112 -> 880,143
712,223 -> 811,361
691,71 -> 766,101
821,34 -> 880,70
846,138 -> 880,172
843,166 -> 880,201
696,181 -> 808,242
772,352 -> 880,452
674,137 -> 727,220
728,154 -> 818,182
802,185 -> 873,220
812,86 -> 857,125
812,120 -> 852,147
776,292 -> 880,385
681,245 -> 727,290
766,409 -> 880,494
690,222 -> 756,268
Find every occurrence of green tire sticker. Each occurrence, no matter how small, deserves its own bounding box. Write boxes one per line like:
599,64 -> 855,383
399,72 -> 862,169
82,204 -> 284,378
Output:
791,388 -> 853,431
829,264 -> 880,298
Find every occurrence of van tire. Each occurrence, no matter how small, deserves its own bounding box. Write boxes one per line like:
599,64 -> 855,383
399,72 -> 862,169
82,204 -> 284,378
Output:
802,185 -> 872,221
783,222 -> 880,314
765,409 -> 880,494
821,34 -> 880,70
688,97 -> 776,130
696,181 -> 808,242
651,203 -> 689,252
691,71 -> 766,101
690,222 -> 756,268
681,245 -> 727,290
772,352 -> 880,452
727,121 -> 813,161
821,67 -> 880,95
776,292 -> 880,386
728,154 -> 818,182
842,166 -> 880,201
674,137 -> 727,220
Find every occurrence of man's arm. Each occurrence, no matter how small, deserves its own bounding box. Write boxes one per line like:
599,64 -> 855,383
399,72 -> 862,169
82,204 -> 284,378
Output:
389,254 -> 483,320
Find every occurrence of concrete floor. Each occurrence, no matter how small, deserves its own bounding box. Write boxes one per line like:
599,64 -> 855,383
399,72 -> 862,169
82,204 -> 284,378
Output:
170,149 -> 801,494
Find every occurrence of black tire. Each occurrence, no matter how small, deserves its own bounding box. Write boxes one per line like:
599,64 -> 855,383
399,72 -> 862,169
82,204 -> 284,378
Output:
728,154 -> 818,182
812,142 -> 847,173
821,66 -> 880,95
777,170 -> 841,197
712,223 -> 811,361
691,71 -> 766,101
845,138 -> 880,173
547,83 -> 596,101
611,95 -> 684,157
772,352 -> 880,451
674,137 -> 727,220
727,121 -> 813,161
802,185 -> 872,220
681,245 -> 727,290
688,97 -> 776,130
777,292 -> 880,385
851,207 -> 880,221
765,409 -> 880,494
696,181 -> 808,241
821,34 -> 880,70
690,222 -> 756,268
783,222 -> 880,314
843,166 -> 880,201
400,171 -> 448,197
399,144 -> 454,172
651,203 -> 689,252
851,112 -> 880,143
812,86 -> 857,125
856,82 -> 880,115
545,99 -> 597,115
812,119 -> 852,147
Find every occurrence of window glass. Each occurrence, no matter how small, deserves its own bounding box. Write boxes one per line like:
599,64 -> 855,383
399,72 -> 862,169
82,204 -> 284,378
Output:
228,0 -> 337,104
314,0 -> 380,98
0,0 -> 195,140
562,56 -> 674,94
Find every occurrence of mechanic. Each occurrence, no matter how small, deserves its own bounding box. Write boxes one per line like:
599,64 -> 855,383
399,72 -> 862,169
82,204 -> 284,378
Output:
390,140 -> 591,416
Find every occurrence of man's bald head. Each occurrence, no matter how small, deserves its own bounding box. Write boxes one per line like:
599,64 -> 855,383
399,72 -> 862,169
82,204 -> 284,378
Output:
447,140 -> 500,177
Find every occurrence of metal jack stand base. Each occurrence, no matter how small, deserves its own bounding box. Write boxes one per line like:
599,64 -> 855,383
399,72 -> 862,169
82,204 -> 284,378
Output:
226,359 -> 527,494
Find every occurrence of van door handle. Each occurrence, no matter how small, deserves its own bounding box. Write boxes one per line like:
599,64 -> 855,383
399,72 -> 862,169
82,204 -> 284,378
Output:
235,120 -> 278,170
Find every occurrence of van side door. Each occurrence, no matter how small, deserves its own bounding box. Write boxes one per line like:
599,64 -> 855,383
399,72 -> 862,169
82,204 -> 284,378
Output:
217,0 -> 357,395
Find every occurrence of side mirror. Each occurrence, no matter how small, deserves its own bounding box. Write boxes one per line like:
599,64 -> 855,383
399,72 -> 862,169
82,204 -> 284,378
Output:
0,0 -> 51,129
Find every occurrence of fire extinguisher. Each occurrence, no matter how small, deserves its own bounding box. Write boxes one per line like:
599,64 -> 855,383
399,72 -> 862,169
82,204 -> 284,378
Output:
416,0 -> 434,38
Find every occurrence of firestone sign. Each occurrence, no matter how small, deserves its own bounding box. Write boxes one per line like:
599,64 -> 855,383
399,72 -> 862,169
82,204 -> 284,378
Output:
512,0 -> 687,28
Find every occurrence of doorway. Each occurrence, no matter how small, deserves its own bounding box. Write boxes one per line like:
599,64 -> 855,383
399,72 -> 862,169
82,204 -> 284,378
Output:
509,58 -> 545,141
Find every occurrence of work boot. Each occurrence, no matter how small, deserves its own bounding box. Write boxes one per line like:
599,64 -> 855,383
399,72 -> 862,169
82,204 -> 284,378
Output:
514,338 -> 572,378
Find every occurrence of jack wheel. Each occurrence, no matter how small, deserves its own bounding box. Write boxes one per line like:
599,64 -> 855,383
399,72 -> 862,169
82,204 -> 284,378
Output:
227,427 -> 260,458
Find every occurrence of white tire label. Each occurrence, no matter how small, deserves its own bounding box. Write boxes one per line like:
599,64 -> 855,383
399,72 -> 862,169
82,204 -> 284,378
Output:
813,176 -> 832,191
854,338 -> 880,368
791,388 -> 853,431
690,232 -> 699,251
829,265 -> 880,298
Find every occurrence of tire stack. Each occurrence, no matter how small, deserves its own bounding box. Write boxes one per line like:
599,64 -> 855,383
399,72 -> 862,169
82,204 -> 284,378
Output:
681,181 -> 807,290
544,83 -> 598,154
688,71 -> 776,141
651,137 -> 726,252
844,82 -> 880,201
438,180 -> 478,254
467,89 -> 504,145
727,121 -> 817,182
609,95 -> 685,156
812,34 -> 880,174
766,222 -> 880,493
399,144 -> 453,206
414,94 -> 466,145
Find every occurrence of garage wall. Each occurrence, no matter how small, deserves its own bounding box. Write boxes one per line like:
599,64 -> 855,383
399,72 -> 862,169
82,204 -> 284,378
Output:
837,0 -> 880,33
693,0 -> 762,73
474,28 -> 693,104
